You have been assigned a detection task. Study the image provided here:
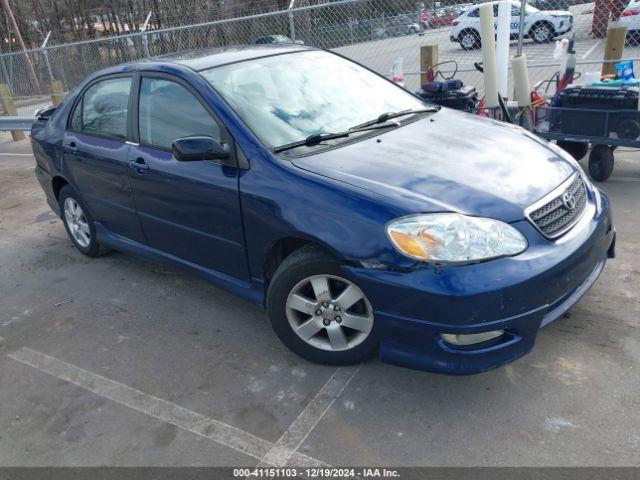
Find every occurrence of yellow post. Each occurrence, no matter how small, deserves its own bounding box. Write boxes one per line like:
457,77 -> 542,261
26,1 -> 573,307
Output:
420,44 -> 439,87
51,80 -> 65,106
601,26 -> 627,77
0,83 -> 26,141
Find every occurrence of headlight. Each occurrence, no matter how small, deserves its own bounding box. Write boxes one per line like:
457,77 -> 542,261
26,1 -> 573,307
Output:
386,213 -> 527,264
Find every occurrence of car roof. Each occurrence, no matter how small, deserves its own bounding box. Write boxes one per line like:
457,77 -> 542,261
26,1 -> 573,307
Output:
152,44 -> 313,71
70,44 -> 318,92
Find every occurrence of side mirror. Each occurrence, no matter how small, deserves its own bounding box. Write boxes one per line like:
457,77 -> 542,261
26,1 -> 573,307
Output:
172,136 -> 231,163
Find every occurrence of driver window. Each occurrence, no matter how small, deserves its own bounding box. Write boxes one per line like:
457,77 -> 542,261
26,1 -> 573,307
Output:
138,77 -> 221,150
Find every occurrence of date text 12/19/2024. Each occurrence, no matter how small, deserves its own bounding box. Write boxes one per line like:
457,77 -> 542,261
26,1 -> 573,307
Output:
233,468 -> 401,478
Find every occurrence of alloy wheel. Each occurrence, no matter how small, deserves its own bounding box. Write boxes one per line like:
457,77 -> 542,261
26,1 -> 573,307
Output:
285,274 -> 374,352
461,32 -> 476,49
534,24 -> 551,42
64,197 -> 91,248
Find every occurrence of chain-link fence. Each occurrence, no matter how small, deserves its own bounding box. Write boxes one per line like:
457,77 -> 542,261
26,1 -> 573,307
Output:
0,0 -> 636,111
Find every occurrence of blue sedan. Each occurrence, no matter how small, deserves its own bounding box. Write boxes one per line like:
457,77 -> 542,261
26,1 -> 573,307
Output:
31,44 -> 615,374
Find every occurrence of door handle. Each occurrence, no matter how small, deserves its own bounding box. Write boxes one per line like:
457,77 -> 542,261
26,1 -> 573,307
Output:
129,158 -> 149,171
63,142 -> 79,154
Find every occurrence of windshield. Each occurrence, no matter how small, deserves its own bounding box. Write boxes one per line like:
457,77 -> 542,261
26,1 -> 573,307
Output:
202,50 -> 426,150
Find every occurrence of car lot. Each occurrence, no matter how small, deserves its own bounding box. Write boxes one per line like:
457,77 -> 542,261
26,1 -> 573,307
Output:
0,134 -> 639,467
335,3 -> 640,92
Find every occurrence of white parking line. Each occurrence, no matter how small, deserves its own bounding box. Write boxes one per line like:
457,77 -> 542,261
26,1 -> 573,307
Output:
7,347 -> 324,466
0,153 -> 33,156
258,365 -> 361,467
582,39 -> 602,59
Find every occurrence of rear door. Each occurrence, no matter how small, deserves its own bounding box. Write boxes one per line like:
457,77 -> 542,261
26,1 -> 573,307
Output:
126,73 -> 250,280
63,75 -> 146,243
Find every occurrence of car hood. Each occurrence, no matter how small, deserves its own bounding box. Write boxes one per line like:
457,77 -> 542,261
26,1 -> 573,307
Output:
290,108 -> 576,222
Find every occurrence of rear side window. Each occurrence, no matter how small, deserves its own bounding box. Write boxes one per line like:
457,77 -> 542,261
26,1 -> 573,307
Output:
138,77 -> 221,150
71,77 -> 132,139
467,8 -> 479,17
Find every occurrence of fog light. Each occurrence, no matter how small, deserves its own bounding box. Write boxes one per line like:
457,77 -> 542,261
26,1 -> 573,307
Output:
441,330 -> 505,346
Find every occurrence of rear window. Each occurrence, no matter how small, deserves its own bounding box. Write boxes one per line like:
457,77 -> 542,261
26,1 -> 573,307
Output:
71,77 -> 132,139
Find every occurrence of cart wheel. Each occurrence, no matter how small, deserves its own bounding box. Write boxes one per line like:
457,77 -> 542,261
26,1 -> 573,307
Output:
616,118 -> 640,140
588,145 -> 615,182
557,140 -> 589,160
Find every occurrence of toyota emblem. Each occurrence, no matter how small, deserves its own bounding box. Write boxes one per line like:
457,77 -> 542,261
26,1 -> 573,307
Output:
562,192 -> 577,210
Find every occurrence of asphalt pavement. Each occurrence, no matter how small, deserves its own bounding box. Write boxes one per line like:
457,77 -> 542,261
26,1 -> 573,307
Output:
0,136 -> 638,467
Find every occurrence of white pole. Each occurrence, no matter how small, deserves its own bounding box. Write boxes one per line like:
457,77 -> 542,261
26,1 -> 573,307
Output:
496,1 -> 511,98
512,54 -> 531,107
479,2 -> 499,108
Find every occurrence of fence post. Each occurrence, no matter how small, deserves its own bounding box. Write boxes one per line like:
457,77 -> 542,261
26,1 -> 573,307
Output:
142,32 -> 150,57
420,45 -> 438,86
288,0 -> 296,41
141,11 -> 152,57
51,80 -> 65,106
517,0 -> 527,56
41,32 -> 54,83
0,83 -> 25,141
601,26 -> 627,77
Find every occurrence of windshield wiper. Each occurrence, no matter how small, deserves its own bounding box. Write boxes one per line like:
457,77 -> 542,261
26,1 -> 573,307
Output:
273,123 -> 398,154
350,107 -> 440,131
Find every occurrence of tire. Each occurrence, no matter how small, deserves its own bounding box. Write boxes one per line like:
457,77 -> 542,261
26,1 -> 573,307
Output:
530,22 -> 554,43
627,30 -> 640,46
588,145 -> 615,182
266,246 -> 378,365
557,140 -> 589,160
459,29 -> 480,50
615,118 -> 640,140
59,185 -> 107,257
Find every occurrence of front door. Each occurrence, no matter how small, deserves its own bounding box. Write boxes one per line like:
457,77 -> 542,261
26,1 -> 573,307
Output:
127,74 -> 249,280
64,75 -> 146,243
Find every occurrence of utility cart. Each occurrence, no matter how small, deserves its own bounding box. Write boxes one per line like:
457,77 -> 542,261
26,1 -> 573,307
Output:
533,85 -> 640,182
535,106 -> 640,182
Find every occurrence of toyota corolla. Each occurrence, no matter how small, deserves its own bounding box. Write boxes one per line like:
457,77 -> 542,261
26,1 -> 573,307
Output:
31,45 -> 615,374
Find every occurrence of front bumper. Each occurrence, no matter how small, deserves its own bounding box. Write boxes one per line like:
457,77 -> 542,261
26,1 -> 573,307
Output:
556,16 -> 573,34
344,191 -> 615,375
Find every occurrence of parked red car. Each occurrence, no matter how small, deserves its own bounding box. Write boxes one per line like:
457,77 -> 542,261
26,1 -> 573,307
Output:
421,7 -> 459,28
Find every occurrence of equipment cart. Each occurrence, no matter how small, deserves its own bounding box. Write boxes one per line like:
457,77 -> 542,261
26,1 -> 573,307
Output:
533,85 -> 640,182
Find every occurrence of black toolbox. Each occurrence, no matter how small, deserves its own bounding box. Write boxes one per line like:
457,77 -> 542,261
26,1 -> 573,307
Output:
416,85 -> 478,112
553,85 -> 640,139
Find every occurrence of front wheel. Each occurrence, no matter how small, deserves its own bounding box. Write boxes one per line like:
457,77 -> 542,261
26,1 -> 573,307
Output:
267,247 -> 378,365
588,145 -> 615,182
627,30 -> 640,46
557,140 -> 589,160
531,22 -> 554,43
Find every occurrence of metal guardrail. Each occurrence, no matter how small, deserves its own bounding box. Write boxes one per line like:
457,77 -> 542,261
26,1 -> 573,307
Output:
0,116 -> 33,131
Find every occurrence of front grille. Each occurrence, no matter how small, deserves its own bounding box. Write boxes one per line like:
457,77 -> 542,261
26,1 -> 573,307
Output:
528,174 -> 587,238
